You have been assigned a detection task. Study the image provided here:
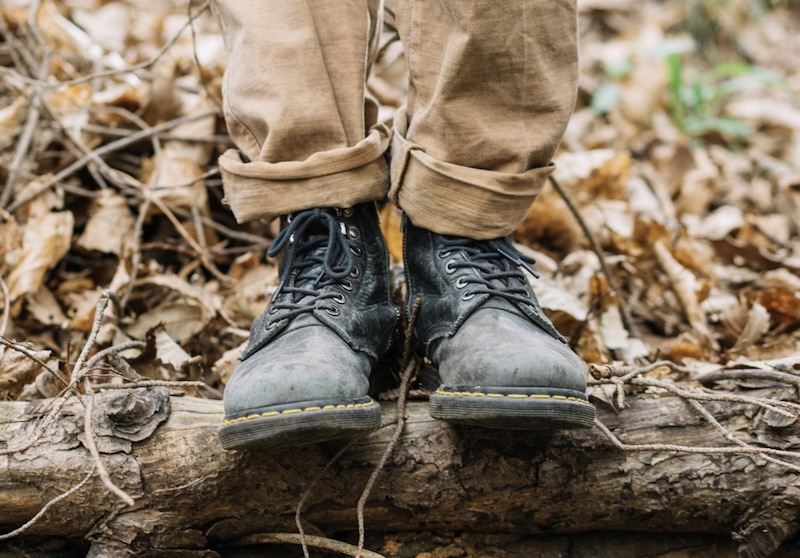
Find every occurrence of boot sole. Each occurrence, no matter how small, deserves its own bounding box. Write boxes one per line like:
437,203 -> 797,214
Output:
218,396 -> 381,450
429,386 -> 595,430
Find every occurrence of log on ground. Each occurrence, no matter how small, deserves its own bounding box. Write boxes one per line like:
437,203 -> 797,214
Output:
0,387 -> 799,557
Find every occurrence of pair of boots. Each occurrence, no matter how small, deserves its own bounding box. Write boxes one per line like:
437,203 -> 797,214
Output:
218,203 -> 595,450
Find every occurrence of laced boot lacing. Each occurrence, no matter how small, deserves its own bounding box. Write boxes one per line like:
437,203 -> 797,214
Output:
438,236 -> 540,305
424,232 -> 596,430
265,208 -> 359,326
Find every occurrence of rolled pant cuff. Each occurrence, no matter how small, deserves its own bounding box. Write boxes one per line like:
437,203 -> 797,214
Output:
389,126 -> 554,240
219,128 -> 391,223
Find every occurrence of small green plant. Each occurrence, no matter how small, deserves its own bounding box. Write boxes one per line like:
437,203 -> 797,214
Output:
588,35 -> 789,145
665,49 -> 785,142
589,59 -> 632,116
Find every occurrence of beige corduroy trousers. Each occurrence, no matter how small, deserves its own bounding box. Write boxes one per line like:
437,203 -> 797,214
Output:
210,0 -> 578,239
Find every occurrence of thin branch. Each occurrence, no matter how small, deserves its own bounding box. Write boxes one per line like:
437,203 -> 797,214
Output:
548,175 -> 638,338
120,195 -> 152,311
6,110 -> 220,213
0,466 -> 96,541
0,6 -> 50,209
593,418 -> 800,460
0,276 -> 9,338
630,376 -> 800,416
295,440 -> 359,558
188,0 -> 224,113
144,192 -> 231,285
65,290 -> 135,505
687,399 -> 800,473
0,336 -> 71,393
230,533 -> 385,558
81,381 -> 135,506
697,368 -> 800,387
357,298 -> 421,557
5,1 -> 213,91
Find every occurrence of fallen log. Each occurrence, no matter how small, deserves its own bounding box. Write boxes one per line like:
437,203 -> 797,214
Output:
0,386 -> 799,557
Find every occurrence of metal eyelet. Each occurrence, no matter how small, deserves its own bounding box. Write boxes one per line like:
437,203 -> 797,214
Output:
332,292 -> 346,304
350,266 -> 361,278
265,319 -> 277,329
437,249 -> 452,259
342,279 -> 354,291
350,246 -> 364,257
460,292 -> 476,301
455,277 -> 468,289
445,260 -> 457,274
341,207 -> 354,217
324,306 -> 341,316
347,226 -> 361,240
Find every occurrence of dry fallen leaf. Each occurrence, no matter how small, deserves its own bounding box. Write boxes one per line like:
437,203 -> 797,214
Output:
653,240 -> 718,351
76,189 -> 136,255
0,344 -> 56,401
6,210 -> 74,302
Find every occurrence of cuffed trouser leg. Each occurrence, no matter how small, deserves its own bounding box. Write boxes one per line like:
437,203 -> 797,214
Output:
390,1 -> 579,239
210,0 -> 390,223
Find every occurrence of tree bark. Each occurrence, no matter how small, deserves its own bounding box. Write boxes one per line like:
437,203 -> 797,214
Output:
0,387 -> 799,557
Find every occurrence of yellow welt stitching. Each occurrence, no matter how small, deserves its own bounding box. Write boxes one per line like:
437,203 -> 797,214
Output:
434,388 -> 589,404
221,399 -> 375,427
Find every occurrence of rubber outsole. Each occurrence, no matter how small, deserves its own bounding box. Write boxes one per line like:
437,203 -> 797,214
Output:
429,386 -> 595,430
218,396 -> 382,450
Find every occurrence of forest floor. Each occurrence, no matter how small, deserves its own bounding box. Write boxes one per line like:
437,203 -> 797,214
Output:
1,0 -> 800,557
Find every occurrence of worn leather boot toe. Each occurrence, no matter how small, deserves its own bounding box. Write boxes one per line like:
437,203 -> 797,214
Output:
404,218 -> 595,430
219,203 -> 397,449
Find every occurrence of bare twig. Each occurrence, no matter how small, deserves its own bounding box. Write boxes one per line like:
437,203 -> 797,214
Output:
593,418 -> 800,460
0,336 -> 70,393
697,368 -> 800,387
6,110 -> 219,213
0,0 -> 50,209
356,298 -> 421,557
0,276 -> 9,338
687,400 -> 800,473
144,192 -> 231,285
2,1 -> 213,91
548,175 -> 638,339
81,381 -> 135,506
295,440 -> 359,558
230,533 -> 386,558
630,376 -> 800,416
188,0 -> 224,112
120,195 -> 153,311
69,291 -> 135,505
0,466 -> 96,541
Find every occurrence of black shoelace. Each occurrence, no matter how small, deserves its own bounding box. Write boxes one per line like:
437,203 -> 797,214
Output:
439,236 -> 540,305
265,209 -> 354,324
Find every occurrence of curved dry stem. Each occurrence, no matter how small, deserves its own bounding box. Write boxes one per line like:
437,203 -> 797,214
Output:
230,532 -> 386,558
0,466 -> 96,541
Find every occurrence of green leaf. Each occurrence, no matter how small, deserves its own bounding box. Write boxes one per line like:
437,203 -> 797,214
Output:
603,59 -> 632,79
590,82 -> 621,115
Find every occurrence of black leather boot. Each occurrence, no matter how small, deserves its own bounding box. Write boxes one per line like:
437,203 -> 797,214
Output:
403,217 -> 595,429
219,203 -> 397,449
